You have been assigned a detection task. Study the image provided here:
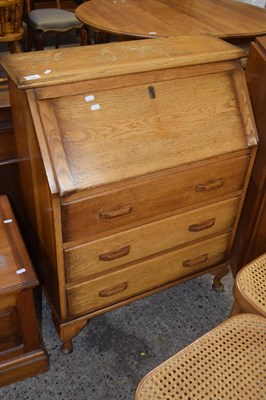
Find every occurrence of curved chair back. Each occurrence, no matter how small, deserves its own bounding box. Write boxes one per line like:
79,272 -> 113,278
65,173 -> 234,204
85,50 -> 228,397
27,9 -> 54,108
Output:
230,253 -> 266,317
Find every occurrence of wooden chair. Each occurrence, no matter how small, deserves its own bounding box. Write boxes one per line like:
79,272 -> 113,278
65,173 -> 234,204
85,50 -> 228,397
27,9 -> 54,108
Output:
25,0 -> 88,50
0,0 -> 24,53
135,314 -> 266,399
230,252 -> 266,317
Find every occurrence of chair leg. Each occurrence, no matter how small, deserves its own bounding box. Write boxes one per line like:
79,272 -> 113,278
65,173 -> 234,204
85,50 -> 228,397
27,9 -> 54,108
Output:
94,30 -> 108,44
55,32 -> 62,49
80,26 -> 88,45
8,41 -> 22,53
35,30 -> 45,51
26,24 -> 34,51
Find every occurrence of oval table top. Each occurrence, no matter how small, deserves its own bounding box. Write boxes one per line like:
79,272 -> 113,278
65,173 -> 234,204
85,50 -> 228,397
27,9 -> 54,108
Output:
76,0 -> 266,41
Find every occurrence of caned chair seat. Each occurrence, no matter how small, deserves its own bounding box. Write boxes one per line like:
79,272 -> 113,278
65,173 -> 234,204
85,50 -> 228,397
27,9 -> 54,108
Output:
231,253 -> 266,317
135,314 -> 266,400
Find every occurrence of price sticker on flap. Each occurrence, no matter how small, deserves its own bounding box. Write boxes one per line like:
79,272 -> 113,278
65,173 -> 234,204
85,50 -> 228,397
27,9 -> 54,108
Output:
91,104 -> 101,111
85,95 -> 95,102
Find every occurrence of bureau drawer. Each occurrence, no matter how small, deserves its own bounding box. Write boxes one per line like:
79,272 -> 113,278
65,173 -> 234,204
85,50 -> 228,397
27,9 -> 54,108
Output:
62,155 -> 250,242
64,197 -> 239,282
66,233 -> 230,317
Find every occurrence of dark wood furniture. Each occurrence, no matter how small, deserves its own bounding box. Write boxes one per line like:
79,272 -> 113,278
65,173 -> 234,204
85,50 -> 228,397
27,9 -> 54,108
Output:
1,36 -> 257,354
0,195 -> 48,387
230,36 -> 266,274
76,0 -> 266,45
0,84 -> 23,218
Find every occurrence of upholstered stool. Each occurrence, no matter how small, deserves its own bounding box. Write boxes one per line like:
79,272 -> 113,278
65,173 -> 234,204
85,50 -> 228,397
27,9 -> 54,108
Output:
135,314 -> 266,399
26,7 -> 88,51
230,253 -> 266,317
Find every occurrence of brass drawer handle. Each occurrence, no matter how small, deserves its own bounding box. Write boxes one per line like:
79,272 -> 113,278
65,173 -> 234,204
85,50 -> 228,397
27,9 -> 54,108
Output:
99,282 -> 128,297
195,178 -> 224,192
99,205 -> 132,219
99,245 -> 130,261
189,218 -> 216,232
183,253 -> 208,268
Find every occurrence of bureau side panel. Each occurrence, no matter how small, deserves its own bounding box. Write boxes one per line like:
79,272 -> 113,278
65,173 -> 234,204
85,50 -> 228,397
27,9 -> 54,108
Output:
245,41 -> 266,190
7,80 -> 64,318
230,41 -> 266,273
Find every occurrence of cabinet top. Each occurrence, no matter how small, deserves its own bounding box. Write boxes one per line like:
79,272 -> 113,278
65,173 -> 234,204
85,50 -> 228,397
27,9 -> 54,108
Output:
1,36 -> 245,89
0,196 -> 38,294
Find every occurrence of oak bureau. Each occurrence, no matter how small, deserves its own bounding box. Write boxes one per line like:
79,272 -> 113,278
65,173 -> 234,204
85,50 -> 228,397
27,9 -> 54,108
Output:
1,36 -> 257,353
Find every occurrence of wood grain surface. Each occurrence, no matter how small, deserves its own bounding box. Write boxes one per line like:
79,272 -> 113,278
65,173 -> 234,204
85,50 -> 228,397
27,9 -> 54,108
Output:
76,0 -> 266,40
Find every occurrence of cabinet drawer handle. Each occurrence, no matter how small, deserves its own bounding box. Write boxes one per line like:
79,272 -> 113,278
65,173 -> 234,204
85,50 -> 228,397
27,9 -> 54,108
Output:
183,253 -> 208,268
195,178 -> 224,192
189,218 -> 216,232
99,282 -> 128,297
99,205 -> 132,219
99,245 -> 130,261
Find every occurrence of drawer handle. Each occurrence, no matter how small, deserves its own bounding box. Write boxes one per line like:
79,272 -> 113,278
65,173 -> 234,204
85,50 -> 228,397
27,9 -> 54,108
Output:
99,282 -> 128,297
189,218 -> 216,232
183,253 -> 208,268
99,245 -> 130,261
99,205 -> 132,219
195,178 -> 224,192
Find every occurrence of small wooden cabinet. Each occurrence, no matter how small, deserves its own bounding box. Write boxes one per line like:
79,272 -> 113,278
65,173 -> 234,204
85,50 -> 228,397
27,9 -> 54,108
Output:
230,36 -> 266,274
0,195 -> 48,387
1,36 -> 257,353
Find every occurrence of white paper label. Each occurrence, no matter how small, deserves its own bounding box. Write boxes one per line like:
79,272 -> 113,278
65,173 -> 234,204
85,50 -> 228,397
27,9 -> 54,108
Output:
16,268 -> 26,274
24,74 -> 41,81
85,95 -> 95,102
91,104 -> 101,111
4,219 -> 12,224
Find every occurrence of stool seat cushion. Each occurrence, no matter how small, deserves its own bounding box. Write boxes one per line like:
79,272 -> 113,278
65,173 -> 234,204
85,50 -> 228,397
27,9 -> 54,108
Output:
135,314 -> 266,399
29,9 -> 83,32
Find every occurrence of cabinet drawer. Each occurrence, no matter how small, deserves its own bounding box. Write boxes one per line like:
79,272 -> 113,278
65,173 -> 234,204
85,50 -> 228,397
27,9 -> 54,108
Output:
66,233 -> 230,317
0,307 -> 21,352
62,154 -> 250,242
65,197 -> 239,282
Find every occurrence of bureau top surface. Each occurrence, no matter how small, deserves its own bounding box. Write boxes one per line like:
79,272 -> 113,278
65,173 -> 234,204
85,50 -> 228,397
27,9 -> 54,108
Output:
0,196 -> 38,294
1,36 -> 246,88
